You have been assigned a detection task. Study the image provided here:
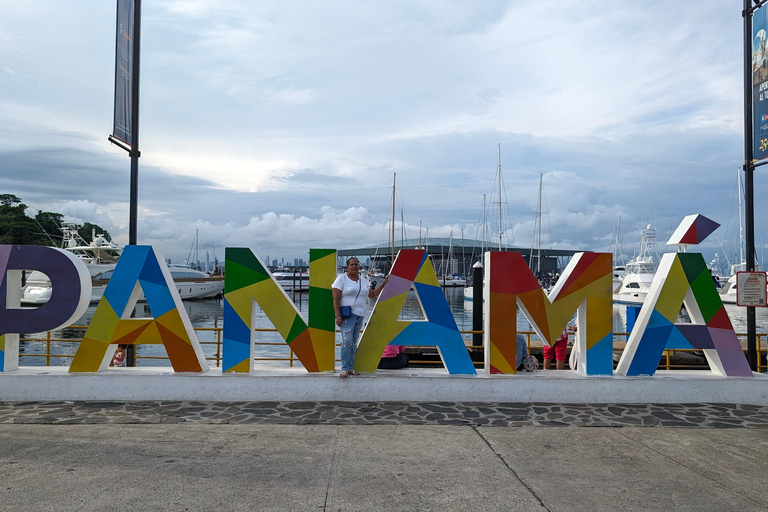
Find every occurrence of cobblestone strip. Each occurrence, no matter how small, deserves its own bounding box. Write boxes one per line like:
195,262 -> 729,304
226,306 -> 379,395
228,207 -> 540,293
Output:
0,401 -> 767,427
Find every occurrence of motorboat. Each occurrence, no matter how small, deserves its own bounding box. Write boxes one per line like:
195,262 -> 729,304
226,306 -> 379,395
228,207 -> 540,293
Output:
272,271 -> 310,292
21,265 -> 224,305
613,224 -> 659,305
20,224 -> 224,305
440,274 -> 467,287
22,265 -> 224,305
718,170 -> 766,304
612,265 -> 626,294
718,262 -> 766,304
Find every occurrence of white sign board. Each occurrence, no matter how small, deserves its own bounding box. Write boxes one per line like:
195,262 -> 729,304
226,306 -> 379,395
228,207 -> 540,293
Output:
736,271 -> 767,307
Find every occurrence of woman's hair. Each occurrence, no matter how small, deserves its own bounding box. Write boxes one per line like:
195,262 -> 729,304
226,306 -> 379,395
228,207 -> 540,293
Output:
346,257 -> 359,266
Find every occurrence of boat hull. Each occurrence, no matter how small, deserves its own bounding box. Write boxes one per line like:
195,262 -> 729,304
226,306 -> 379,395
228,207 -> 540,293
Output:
21,276 -> 224,305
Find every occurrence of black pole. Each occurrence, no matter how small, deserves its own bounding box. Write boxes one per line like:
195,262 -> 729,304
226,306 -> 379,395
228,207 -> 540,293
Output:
472,262 -> 483,347
126,0 -> 141,367
128,0 -> 141,247
744,0 -> 758,371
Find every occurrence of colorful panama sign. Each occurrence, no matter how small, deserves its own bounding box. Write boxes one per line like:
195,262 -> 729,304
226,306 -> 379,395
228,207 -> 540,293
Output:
0,215 -> 754,378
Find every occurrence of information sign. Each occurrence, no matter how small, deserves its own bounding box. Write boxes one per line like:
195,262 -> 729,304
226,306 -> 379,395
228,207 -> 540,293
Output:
736,271 -> 768,307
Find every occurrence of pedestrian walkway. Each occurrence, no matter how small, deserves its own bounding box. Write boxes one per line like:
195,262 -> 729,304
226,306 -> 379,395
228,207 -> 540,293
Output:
2,401 -> 767,511
1,400 -> 767,427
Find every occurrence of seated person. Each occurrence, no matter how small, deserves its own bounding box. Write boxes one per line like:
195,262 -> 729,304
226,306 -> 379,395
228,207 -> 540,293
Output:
516,333 -> 529,371
377,345 -> 409,370
110,344 -> 127,367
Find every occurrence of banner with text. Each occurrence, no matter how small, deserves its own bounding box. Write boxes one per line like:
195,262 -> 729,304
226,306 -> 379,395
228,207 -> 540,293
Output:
112,0 -> 135,147
753,5 -> 768,161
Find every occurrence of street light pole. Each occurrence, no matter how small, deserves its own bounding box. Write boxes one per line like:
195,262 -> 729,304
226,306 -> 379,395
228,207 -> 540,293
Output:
744,0 -> 761,370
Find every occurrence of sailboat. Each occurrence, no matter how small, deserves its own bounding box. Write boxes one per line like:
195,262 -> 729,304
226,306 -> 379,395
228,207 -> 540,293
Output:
367,173 -> 398,278
464,144 -> 508,300
608,217 -> 627,294
440,231 -> 467,287
719,169 -> 764,304
529,173 -> 544,276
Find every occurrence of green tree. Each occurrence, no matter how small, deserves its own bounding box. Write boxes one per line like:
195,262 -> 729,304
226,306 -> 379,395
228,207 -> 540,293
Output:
34,211 -> 65,245
0,194 -> 113,246
0,195 -> 39,245
0,193 -> 22,207
78,222 -> 111,243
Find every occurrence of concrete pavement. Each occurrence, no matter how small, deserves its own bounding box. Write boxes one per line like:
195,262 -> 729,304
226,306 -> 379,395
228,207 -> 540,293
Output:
1,402 -> 767,511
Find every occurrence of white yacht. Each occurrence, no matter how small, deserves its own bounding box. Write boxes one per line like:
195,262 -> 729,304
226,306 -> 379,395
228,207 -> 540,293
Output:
440,274 -> 467,287
613,225 -> 659,305
272,271 -> 310,292
718,262 -> 765,304
21,224 -> 224,305
612,265 -> 626,294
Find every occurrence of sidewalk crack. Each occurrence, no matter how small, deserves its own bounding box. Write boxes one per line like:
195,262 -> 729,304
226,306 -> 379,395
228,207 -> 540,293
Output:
323,426 -> 342,511
472,426 -> 550,511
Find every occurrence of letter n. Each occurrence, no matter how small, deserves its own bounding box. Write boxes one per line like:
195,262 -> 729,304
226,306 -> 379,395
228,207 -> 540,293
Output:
222,248 -> 336,373
0,245 -> 91,371
355,249 -> 475,374
69,246 -> 208,372
485,251 -> 613,375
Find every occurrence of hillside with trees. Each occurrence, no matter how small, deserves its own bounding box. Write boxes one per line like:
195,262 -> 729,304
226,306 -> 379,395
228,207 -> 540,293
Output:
0,194 -> 112,246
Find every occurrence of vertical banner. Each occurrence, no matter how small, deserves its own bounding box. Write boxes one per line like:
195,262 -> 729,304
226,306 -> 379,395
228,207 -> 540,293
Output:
753,5 -> 768,161
112,0 -> 135,147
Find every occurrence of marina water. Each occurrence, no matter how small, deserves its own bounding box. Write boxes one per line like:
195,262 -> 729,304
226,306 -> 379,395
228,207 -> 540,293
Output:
18,287 -> 768,368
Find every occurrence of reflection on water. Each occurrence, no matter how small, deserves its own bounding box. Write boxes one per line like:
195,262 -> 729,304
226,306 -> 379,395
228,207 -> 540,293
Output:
22,287 -> 768,368
612,303 -> 768,336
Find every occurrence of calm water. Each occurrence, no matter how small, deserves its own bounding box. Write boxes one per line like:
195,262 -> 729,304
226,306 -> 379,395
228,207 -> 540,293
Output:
19,288 -> 768,368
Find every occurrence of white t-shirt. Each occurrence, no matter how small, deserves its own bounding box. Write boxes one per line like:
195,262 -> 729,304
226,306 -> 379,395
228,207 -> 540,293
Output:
332,273 -> 370,316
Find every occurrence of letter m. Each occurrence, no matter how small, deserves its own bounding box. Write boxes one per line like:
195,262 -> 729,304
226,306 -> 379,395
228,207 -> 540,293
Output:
485,251 -> 613,375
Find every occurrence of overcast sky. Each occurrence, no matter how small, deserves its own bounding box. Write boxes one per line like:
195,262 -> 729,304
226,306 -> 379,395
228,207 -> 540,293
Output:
0,1 -> 760,272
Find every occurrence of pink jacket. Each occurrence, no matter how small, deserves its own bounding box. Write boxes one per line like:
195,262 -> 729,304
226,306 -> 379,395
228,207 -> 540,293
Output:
382,345 -> 406,358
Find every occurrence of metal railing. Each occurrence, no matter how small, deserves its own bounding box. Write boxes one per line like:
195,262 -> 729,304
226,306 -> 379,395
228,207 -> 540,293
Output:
16,328 -> 768,372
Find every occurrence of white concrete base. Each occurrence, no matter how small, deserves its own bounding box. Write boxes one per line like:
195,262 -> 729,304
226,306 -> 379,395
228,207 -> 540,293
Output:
2,367 -> 768,405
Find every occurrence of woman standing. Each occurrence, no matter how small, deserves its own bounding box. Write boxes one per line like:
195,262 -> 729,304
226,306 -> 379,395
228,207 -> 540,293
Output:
332,257 -> 387,378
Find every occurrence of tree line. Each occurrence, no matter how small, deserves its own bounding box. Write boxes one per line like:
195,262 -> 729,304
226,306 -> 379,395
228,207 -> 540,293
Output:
0,194 -> 112,246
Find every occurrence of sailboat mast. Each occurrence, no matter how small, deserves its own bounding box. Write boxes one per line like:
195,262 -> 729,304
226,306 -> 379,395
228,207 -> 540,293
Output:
419,220 -> 422,249
481,194 -> 487,258
391,172 -> 396,268
529,173 -> 543,273
738,168 -> 745,266
536,174 -> 542,274
497,143 -> 503,251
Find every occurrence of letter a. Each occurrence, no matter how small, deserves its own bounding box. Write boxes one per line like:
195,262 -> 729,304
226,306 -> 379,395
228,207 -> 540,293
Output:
355,249 -> 475,374
616,214 -> 752,377
69,246 -> 208,372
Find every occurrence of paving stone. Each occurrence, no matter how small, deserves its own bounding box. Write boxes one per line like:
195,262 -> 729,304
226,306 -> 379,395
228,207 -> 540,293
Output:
0,401 -> 766,428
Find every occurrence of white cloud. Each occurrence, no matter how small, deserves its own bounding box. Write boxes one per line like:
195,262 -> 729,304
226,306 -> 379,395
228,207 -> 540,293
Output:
0,0 -> 752,267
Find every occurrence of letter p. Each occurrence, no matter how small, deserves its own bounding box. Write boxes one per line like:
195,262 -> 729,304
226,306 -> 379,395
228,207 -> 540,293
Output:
0,245 -> 91,371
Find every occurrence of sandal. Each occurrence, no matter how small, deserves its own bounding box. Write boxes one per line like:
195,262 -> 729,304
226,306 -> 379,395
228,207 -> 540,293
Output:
348,370 -> 360,376
339,371 -> 348,378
